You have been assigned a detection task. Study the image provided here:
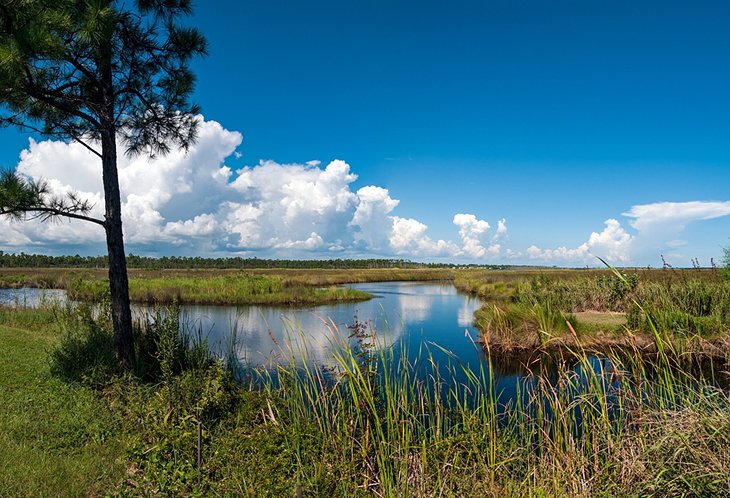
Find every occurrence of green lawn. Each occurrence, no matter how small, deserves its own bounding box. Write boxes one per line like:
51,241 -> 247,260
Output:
0,313 -> 129,497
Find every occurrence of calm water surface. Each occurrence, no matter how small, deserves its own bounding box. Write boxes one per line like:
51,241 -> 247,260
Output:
1,282 -> 484,365
150,281 -> 486,374
0,287 -> 66,308
2,282 -> 507,379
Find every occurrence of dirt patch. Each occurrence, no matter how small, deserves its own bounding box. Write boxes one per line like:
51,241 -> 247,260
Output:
573,310 -> 626,327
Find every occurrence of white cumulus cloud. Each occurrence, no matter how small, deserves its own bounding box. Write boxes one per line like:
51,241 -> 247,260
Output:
350,186 -> 399,250
1,117 -> 509,261
453,213 -> 493,258
494,218 -> 508,240
388,218 -> 460,256
527,219 -> 632,263
274,232 -> 325,250
2,116 -> 243,251
225,159 -> 359,251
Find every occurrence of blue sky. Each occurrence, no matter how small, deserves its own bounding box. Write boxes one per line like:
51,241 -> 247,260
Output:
1,0 -> 729,266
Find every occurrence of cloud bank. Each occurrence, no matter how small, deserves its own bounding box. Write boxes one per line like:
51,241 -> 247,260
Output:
623,201 -> 730,232
0,117 -> 504,260
526,201 -> 730,265
2,117 -> 728,266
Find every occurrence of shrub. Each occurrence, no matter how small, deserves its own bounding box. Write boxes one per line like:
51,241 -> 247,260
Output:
49,303 -> 117,387
50,303 -> 218,387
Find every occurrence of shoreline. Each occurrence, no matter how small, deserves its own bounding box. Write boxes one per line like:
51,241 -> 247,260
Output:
478,325 -> 730,376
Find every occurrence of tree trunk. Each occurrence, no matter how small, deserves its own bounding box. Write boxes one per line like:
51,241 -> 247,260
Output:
97,8 -> 135,371
101,131 -> 136,370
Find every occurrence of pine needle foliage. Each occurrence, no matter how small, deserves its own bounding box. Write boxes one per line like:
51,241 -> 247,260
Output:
0,0 -> 207,369
0,0 -> 206,157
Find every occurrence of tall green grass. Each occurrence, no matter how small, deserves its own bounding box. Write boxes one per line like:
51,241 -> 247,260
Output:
236,318 -> 730,496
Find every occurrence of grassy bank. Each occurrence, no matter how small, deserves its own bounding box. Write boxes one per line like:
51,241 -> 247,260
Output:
2,303 -> 729,496
0,308 -> 129,496
457,268 -> 730,365
0,267 -> 455,288
0,267 -> 454,305
67,274 -> 374,305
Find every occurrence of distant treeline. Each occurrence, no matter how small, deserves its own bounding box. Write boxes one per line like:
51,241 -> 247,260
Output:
0,251 -> 515,270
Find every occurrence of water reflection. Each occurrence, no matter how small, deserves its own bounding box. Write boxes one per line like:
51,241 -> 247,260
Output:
398,293 -> 431,323
0,287 -> 65,308
174,281 -> 480,368
1,282 -> 484,370
169,304 -> 397,367
457,296 -> 481,328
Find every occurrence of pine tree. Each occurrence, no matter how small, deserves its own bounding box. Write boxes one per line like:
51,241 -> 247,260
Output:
0,0 -> 206,369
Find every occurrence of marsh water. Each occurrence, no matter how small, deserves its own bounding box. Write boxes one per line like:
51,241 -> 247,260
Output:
0,287 -> 66,308
178,281 -> 486,366
0,282 -> 626,403
1,281 -> 484,366
3,283 -> 517,375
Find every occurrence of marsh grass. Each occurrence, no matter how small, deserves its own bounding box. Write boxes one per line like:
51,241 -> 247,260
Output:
67,274 -> 374,305
0,266 -> 453,290
463,267 -> 730,365
0,268 -> 103,289
226,317 -> 730,497
2,267 -> 451,307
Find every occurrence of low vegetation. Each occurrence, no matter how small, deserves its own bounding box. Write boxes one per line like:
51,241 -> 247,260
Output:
2,297 -> 729,496
67,274 -> 374,306
0,267 -> 455,305
0,267 -> 101,289
0,308 -> 129,496
456,267 -> 730,365
2,263 -> 730,495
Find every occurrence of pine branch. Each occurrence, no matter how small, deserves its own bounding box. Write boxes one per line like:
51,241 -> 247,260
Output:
0,206 -> 106,227
0,171 -> 104,227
